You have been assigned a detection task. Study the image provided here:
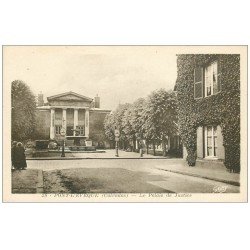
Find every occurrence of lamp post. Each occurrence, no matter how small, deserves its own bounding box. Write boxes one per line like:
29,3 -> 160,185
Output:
114,128 -> 120,157
115,137 -> 119,157
61,138 -> 65,157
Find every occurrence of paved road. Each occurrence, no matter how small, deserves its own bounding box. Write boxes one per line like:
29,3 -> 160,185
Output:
27,159 -> 239,193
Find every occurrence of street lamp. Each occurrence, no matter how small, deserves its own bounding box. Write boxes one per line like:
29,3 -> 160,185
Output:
61,139 -> 65,157
115,138 -> 119,157
114,128 -> 120,157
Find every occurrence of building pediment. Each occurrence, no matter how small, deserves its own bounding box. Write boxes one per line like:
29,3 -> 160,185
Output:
47,91 -> 93,103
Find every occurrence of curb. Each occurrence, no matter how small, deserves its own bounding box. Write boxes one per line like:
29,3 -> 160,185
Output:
158,168 -> 240,187
26,157 -> 169,160
48,150 -> 106,153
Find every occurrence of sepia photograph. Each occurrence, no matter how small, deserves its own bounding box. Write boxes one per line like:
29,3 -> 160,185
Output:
1,1 -> 250,250
2,45 -> 247,202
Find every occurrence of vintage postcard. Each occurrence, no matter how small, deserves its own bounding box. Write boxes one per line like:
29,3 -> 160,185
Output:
2,45 -> 248,202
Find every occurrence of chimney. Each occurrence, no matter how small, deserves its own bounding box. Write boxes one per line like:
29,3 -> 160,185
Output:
94,94 -> 100,108
37,92 -> 44,107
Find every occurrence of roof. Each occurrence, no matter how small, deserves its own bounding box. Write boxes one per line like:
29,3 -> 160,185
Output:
90,108 -> 111,113
36,106 -> 111,113
47,91 -> 93,102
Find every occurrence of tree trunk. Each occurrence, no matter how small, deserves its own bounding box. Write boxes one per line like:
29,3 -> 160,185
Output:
146,140 -> 149,154
133,139 -> 136,152
162,139 -> 166,157
153,140 -> 156,156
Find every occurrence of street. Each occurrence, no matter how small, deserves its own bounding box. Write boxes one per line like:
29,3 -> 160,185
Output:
25,156 -> 240,193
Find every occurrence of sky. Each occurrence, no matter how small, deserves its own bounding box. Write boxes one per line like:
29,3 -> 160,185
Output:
4,46 -> 178,110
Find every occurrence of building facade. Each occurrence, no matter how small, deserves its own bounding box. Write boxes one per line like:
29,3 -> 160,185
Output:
175,54 -> 240,172
35,92 -> 111,148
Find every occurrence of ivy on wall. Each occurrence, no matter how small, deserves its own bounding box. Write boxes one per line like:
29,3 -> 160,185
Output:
176,54 -> 240,172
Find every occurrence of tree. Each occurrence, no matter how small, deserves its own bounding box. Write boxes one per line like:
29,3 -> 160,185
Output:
11,80 -> 37,141
122,105 -> 135,150
113,103 -> 131,149
130,98 -> 146,151
104,112 -> 115,148
104,103 -> 132,150
142,89 -> 178,156
104,89 -> 178,155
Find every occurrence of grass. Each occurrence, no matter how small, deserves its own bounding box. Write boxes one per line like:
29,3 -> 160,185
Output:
43,168 -> 173,193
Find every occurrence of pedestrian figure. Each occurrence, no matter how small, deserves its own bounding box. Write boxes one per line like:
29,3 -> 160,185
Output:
11,141 -> 18,169
15,142 -> 27,170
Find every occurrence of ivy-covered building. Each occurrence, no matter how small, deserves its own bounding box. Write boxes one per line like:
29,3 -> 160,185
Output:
175,54 -> 240,172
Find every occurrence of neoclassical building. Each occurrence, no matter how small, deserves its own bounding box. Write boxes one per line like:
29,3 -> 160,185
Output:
35,91 -> 111,147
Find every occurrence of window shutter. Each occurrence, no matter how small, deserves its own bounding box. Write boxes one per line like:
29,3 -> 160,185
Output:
196,126 -> 204,158
217,59 -> 221,92
216,126 -> 225,159
194,67 -> 203,99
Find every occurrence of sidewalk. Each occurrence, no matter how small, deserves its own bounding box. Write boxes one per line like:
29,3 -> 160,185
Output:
156,159 -> 240,186
26,149 -> 163,160
12,169 -> 44,193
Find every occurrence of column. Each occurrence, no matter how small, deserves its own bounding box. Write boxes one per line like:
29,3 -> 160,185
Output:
73,108 -> 79,136
50,108 -> 55,139
85,108 -> 89,138
62,108 -> 67,134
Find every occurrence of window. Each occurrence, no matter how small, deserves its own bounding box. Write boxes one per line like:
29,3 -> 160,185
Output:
55,125 -> 62,135
67,126 -> 73,136
204,61 -> 221,97
77,126 -> 85,136
194,60 -> 221,99
194,67 -> 203,99
204,126 -> 218,157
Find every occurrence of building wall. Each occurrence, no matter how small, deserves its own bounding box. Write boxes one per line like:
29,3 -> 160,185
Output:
176,54 -> 240,171
35,110 -> 50,139
49,100 -> 91,107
